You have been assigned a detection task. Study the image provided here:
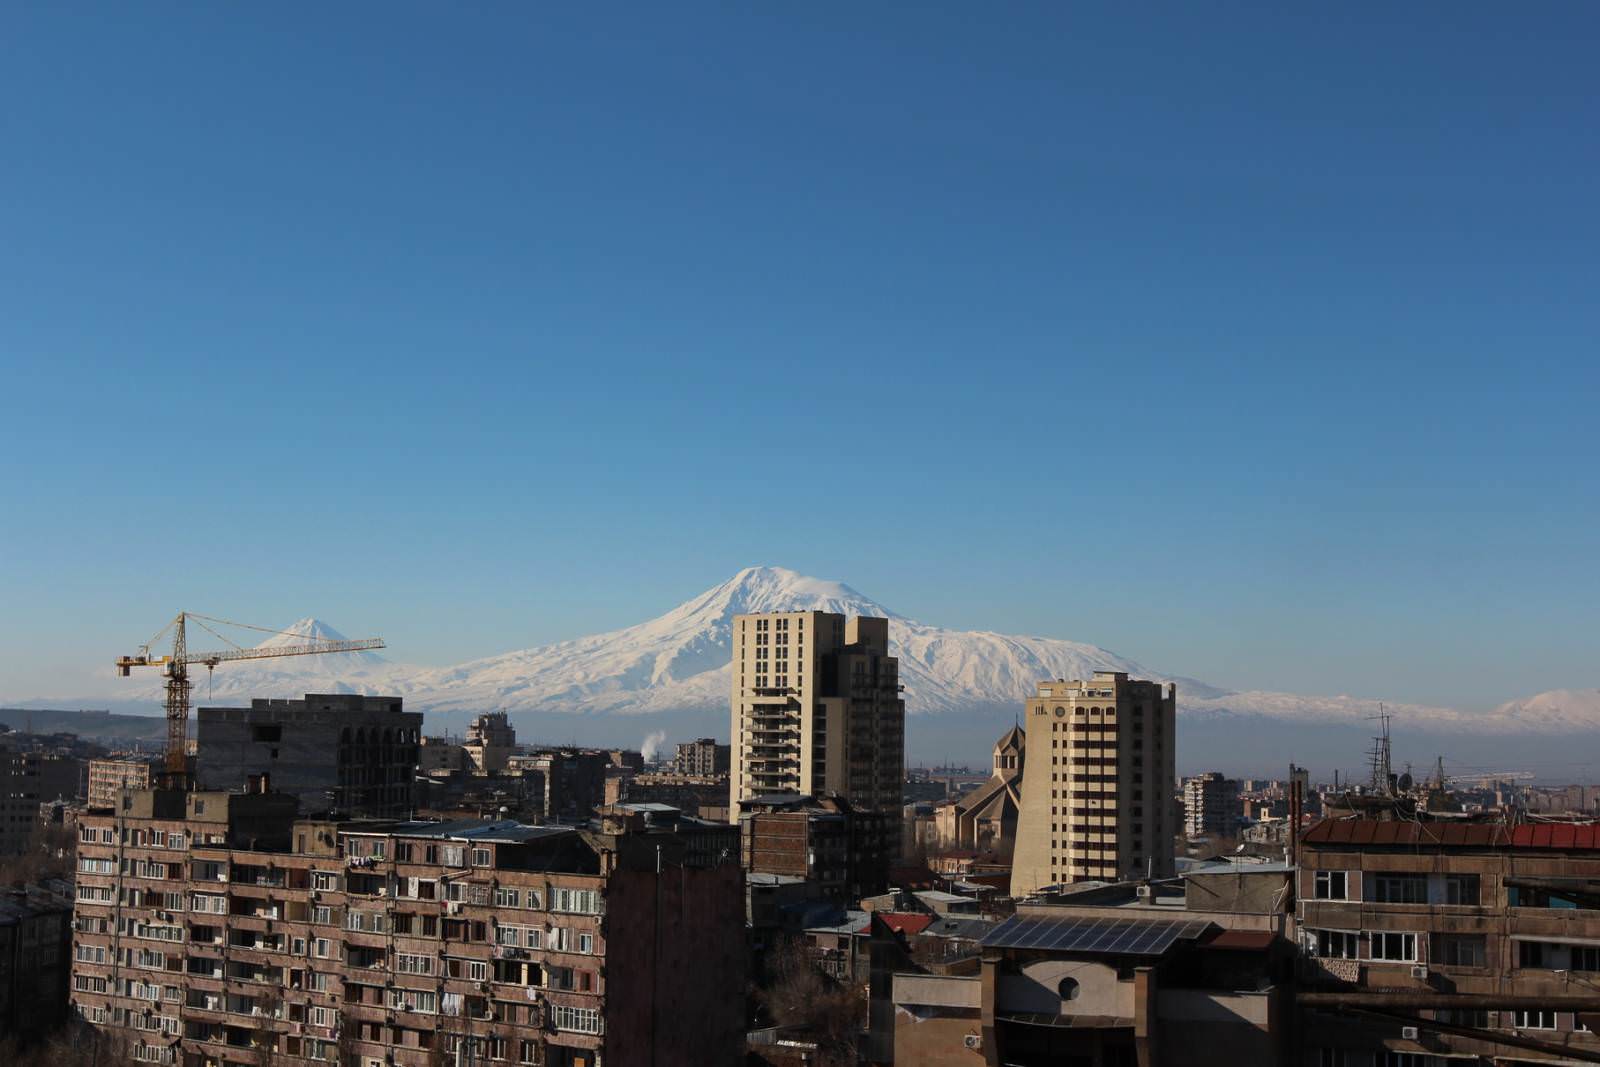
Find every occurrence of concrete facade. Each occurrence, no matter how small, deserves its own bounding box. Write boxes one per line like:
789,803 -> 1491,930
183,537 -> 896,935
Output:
1010,673 -> 1177,896
195,694 -> 422,818
730,612 -> 906,855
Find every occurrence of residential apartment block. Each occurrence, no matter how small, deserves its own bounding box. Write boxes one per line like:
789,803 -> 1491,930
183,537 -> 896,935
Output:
69,785 -> 745,1067
1183,772 -> 1239,838
729,612 -> 905,853
88,756 -> 157,812
671,737 -> 729,778
195,694 -> 422,818
1009,672 -> 1176,896
464,712 -> 516,775
1298,818 -> 1600,1065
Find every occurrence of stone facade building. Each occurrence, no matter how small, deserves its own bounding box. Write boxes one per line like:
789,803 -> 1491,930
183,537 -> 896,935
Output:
1298,817 -> 1600,1064
69,785 -> 745,1067
1010,672 -> 1176,896
730,612 -> 905,854
740,793 -> 889,903
934,726 -> 1024,852
195,694 -> 422,818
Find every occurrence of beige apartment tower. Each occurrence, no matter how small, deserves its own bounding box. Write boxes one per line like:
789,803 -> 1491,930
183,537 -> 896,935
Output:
730,612 -> 905,851
1010,671 -> 1177,897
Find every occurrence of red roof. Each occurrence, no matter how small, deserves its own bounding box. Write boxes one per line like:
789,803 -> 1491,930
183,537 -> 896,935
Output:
1302,819 -> 1600,852
861,912 -> 934,937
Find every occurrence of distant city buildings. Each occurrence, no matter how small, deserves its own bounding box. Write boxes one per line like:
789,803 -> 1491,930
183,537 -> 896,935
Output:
194,693 -> 422,818
463,711 -> 516,774
672,736 -> 730,777
1182,771 -> 1239,838
1010,672 -> 1176,896
85,754 -> 156,812
729,612 -> 906,854
0,746 -> 79,854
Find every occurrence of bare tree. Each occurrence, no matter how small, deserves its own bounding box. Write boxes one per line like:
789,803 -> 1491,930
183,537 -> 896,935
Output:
754,937 -> 863,1067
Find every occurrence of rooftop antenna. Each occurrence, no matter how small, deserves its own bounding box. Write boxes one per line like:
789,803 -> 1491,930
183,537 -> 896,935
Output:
1367,705 -> 1393,796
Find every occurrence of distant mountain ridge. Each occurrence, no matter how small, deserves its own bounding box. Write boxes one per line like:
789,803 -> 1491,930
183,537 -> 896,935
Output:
5,568 -> 1589,735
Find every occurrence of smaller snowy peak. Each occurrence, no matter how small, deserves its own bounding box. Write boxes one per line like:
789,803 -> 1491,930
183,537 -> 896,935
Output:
254,617 -> 352,649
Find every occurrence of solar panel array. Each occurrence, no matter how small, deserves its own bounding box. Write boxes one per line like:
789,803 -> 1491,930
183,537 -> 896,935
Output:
979,914 -> 1215,956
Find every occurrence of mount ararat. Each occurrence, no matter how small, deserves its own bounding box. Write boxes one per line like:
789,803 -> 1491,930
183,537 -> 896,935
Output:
10,568 -> 1594,773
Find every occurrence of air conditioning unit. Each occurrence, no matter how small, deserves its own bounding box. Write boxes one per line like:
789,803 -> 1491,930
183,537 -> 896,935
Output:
1410,965 -> 1429,979
964,1035 -> 983,1051
1400,1026 -> 1420,1040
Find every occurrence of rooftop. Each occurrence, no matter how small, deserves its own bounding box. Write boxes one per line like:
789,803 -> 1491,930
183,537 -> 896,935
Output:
982,914 -> 1216,957
1302,818 -> 1600,851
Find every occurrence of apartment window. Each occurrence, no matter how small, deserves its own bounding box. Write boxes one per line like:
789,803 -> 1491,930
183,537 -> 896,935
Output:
1314,871 -> 1349,901
1435,934 -> 1486,968
472,848 -> 492,866
442,846 -> 466,867
1513,1010 -> 1557,1030
1314,930 -> 1359,960
1372,874 -> 1427,904
1443,873 -> 1480,906
309,1006 -> 337,1028
577,932 -> 594,954
311,871 -> 339,892
494,888 -> 519,908
311,906 -> 333,925
552,1005 -> 601,1034
1369,932 -> 1417,962
551,888 -> 600,914
495,926 -> 522,947
397,954 -> 434,975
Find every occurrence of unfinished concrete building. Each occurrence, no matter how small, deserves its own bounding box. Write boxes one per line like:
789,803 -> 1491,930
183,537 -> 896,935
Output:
194,694 -> 422,818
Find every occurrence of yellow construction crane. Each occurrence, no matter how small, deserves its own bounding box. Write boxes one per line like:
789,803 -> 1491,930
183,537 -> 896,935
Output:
116,612 -> 384,785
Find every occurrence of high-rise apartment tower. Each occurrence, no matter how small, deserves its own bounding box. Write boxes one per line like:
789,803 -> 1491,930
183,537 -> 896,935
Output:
1010,671 -> 1176,896
729,613 -> 905,852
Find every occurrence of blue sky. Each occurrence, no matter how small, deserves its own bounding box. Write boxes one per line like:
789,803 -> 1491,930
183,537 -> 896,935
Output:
2,3 -> 1596,708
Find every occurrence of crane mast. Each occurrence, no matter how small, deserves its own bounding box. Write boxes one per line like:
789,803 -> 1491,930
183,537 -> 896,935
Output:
117,612 -> 385,787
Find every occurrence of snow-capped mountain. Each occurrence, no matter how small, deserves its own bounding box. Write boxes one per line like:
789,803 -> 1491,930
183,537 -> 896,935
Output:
11,569 -> 1593,738
392,566 -> 1218,717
